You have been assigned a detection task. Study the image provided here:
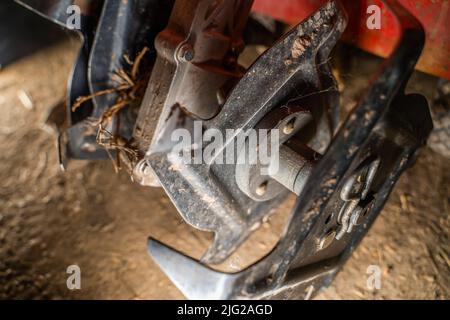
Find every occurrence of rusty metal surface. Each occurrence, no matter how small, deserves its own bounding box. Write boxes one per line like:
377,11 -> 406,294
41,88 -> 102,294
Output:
252,0 -> 450,80
133,0 -> 254,156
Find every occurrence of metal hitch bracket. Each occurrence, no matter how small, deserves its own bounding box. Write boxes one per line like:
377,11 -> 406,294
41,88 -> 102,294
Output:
147,0 -> 432,300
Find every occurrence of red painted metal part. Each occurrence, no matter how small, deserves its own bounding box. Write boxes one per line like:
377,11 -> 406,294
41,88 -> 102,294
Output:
252,0 -> 450,80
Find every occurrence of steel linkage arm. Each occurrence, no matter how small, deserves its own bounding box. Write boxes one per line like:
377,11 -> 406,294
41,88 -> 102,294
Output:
148,0 -> 432,299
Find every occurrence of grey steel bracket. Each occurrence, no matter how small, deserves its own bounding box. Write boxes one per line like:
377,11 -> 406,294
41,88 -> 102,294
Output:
148,0 -> 433,299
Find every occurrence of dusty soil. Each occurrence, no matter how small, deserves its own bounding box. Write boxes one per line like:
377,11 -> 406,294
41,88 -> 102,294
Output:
0,40 -> 448,300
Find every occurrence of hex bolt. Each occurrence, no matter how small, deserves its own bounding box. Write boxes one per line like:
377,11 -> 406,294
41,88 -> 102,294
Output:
177,43 -> 195,63
137,159 -> 153,176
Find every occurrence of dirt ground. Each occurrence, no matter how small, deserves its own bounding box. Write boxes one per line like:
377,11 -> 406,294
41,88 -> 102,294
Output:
0,39 -> 448,300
